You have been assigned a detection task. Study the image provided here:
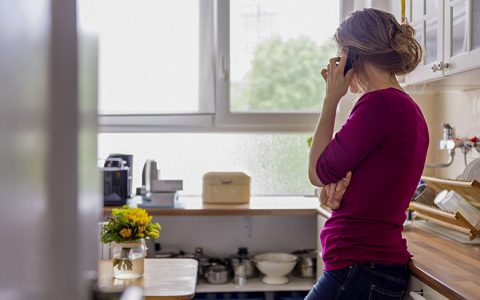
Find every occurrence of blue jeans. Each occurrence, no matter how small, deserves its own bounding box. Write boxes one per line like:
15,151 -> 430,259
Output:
305,262 -> 409,300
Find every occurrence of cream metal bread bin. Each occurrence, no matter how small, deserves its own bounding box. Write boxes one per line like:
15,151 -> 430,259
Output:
202,172 -> 250,204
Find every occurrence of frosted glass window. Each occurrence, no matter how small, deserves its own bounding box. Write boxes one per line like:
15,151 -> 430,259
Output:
411,0 -> 424,22
413,23 -> 424,65
425,19 -> 438,64
473,0 -> 480,50
98,133 -> 314,195
229,0 -> 339,113
82,0 -> 201,114
451,1 -> 467,57
425,0 -> 438,16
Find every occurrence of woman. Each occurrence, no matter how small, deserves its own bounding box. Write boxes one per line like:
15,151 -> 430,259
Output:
307,8 -> 428,299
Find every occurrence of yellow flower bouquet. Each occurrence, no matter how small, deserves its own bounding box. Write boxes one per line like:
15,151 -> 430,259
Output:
101,206 -> 160,274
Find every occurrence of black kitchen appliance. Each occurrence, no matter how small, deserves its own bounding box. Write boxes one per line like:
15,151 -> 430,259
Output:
102,154 -> 133,206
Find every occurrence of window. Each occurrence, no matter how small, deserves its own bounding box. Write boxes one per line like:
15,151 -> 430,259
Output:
98,133 -> 313,195
79,0 -> 340,131
80,0 -> 209,115
230,0 -> 339,113
80,1 -> 341,196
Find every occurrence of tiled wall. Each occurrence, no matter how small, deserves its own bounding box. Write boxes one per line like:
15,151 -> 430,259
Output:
424,89 -> 480,179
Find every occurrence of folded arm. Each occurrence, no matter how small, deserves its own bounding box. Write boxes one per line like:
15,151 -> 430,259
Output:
310,92 -> 391,186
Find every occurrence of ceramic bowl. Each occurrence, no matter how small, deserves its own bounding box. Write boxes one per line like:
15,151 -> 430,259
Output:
253,253 -> 298,285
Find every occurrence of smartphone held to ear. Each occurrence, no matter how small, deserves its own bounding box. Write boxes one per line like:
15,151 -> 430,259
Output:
343,51 -> 356,76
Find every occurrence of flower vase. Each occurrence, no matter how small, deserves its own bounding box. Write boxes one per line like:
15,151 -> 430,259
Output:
112,239 -> 146,279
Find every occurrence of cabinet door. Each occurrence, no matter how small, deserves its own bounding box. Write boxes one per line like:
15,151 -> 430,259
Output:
406,276 -> 448,300
444,0 -> 480,75
405,0 -> 445,84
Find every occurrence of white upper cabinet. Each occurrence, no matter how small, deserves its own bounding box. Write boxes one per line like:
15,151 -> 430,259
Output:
389,0 -> 480,85
444,0 -> 480,75
408,0 -> 445,83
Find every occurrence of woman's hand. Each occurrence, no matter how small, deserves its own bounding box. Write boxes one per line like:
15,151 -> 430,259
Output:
321,52 -> 354,103
319,171 -> 352,210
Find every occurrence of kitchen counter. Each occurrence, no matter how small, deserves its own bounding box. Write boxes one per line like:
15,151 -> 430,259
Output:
403,222 -> 480,300
104,196 -> 320,216
97,258 -> 198,300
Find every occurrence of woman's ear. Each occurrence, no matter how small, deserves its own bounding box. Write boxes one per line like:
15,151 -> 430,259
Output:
348,72 -> 360,94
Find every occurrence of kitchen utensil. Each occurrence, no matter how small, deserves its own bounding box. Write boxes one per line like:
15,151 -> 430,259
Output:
176,247 -> 213,281
193,247 -> 212,280
234,264 -> 247,286
142,160 -> 159,196
291,249 -> 316,278
411,181 -> 436,205
253,253 -> 298,285
434,190 -> 480,228
204,265 -> 230,284
202,172 -> 250,204
228,247 -> 257,279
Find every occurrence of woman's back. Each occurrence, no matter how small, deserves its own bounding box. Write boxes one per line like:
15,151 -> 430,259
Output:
316,88 -> 429,271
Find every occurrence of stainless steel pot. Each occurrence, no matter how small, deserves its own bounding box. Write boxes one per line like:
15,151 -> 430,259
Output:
228,247 -> 257,279
204,265 -> 230,284
292,249 -> 317,278
176,247 -> 212,281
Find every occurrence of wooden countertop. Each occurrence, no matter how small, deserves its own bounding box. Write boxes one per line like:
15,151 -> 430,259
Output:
98,258 -> 198,300
104,196 -> 320,216
403,223 -> 480,300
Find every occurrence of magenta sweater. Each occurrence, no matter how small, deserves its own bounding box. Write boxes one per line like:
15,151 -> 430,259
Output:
316,88 -> 429,271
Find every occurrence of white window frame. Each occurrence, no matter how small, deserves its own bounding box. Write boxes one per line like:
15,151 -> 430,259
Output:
99,0 -> 340,133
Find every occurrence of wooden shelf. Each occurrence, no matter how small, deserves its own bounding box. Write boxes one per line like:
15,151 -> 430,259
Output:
104,196 -> 321,216
195,276 -> 315,293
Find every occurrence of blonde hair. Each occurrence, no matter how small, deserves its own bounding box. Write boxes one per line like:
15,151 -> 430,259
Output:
335,8 -> 422,76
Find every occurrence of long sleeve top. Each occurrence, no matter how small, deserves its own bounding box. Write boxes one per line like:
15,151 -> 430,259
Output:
316,87 -> 429,271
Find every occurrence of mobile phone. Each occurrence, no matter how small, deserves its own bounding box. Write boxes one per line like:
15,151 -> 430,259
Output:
344,51 -> 356,76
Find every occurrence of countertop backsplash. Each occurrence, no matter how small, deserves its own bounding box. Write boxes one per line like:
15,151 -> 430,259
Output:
431,89 -> 480,180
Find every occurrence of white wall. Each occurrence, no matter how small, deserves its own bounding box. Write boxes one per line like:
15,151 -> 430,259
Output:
150,215 -> 317,257
428,89 -> 480,179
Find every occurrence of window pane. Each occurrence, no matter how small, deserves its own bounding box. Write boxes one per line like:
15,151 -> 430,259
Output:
230,0 -> 339,113
81,0 -> 201,114
451,0 -> 467,57
425,0 -> 438,17
411,0 -> 424,21
413,22 -> 424,65
425,18 -> 438,64
472,0 -> 480,50
98,133 -> 313,195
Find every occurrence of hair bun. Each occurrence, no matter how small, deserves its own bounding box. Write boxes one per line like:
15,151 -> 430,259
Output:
390,22 -> 422,74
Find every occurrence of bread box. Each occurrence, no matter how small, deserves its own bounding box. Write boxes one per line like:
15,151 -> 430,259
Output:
202,172 -> 250,204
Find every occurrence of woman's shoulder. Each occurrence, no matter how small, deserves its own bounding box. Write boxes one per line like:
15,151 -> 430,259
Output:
355,88 -> 413,110
362,87 -> 410,100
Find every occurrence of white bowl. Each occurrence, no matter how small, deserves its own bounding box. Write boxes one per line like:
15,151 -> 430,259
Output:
253,253 -> 298,285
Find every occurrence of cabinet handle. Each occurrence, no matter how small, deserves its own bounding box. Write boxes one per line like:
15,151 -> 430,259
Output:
431,62 -> 449,72
431,62 -> 441,72
409,291 -> 426,300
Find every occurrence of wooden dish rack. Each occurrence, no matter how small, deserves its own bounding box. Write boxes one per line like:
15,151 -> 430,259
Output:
409,176 -> 480,240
